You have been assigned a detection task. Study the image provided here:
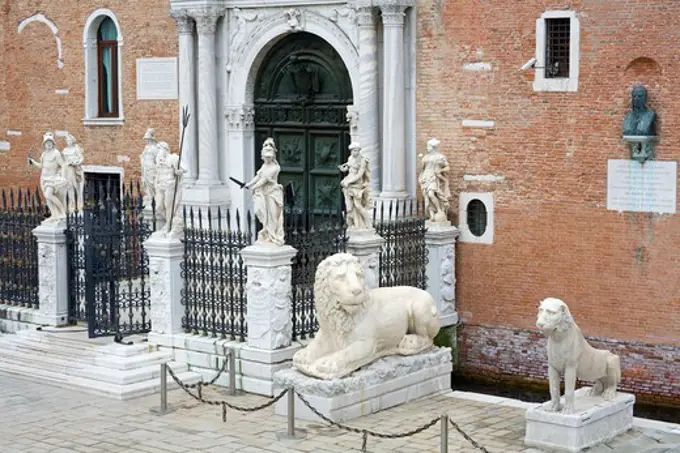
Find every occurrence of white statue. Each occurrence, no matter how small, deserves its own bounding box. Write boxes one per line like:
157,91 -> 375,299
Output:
61,134 -> 85,212
293,253 -> 441,380
346,106 -> 359,144
536,298 -> 622,414
140,128 -> 159,211
286,8 -> 302,31
28,132 -> 68,222
418,138 -> 451,224
339,143 -> 371,230
245,138 -> 285,246
153,141 -> 185,237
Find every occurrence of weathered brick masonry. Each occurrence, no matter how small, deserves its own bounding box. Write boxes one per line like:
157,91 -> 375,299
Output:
0,1 -> 179,187
416,0 -> 679,404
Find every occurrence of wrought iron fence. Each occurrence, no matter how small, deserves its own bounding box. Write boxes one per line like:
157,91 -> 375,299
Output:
0,188 -> 48,309
66,180 -> 154,338
373,200 -> 428,289
286,208 -> 347,341
181,207 -> 252,341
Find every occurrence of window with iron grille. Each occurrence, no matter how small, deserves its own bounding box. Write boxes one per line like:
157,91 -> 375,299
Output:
545,18 -> 570,78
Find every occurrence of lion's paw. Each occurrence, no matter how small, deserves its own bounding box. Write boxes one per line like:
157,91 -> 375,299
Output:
313,357 -> 340,377
602,388 -> 616,401
293,349 -> 310,367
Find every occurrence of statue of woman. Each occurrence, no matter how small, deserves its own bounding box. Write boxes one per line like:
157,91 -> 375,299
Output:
418,138 -> 451,224
140,128 -> 159,211
61,134 -> 85,212
245,138 -> 285,246
28,132 -> 69,222
339,142 -> 371,230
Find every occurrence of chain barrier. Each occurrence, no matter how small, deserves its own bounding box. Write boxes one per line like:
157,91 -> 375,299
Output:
165,364 -> 493,452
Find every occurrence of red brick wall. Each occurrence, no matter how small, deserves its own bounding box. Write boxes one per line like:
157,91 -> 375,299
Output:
416,0 -> 680,402
0,1 -> 179,188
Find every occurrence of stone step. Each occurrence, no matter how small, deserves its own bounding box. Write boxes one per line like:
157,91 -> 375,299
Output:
0,359 -> 201,400
2,336 -> 173,370
17,329 -> 158,357
0,347 -> 186,386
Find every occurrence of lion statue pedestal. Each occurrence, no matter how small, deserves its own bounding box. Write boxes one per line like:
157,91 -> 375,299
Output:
272,253 -> 452,422
524,298 -> 635,453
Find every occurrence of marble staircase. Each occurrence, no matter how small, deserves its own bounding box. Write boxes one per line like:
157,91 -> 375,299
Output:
0,328 -> 201,400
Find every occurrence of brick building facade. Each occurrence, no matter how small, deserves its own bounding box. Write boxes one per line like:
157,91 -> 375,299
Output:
0,1 -> 179,188
416,0 -> 679,405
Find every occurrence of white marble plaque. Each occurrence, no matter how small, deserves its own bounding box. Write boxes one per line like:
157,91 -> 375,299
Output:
136,58 -> 178,100
607,160 -> 677,214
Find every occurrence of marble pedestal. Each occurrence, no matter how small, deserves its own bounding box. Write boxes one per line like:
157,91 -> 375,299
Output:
524,388 -> 635,452
273,347 -> 452,423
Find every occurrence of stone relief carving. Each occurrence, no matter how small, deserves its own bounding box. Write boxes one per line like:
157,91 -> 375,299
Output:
61,134 -> 84,213
247,266 -> 292,349
285,8 -> 303,31
440,246 -> 455,315
418,138 -> 451,224
329,6 -> 358,46
536,298 -> 622,414
140,128 -> 159,212
245,138 -> 285,246
346,106 -> 359,144
228,8 -> 260,72
192,7 -> 224,34
154,141 -> 185,238
28,132 -> 68,223
292,253 -> 441,380
226,105 -> 255,131
339,143 -> 371,230
149,257 -> 171,334
37,242 -> 56,313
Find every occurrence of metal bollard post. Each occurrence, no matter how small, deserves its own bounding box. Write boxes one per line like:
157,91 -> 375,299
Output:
287,388 -> 295,436
440,414 -> 449,453
150,362 -> 173,415
228,349 -> 236,396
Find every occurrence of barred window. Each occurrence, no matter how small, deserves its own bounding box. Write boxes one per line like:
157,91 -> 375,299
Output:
467,199 -> 487,237
545,18 -> 570,78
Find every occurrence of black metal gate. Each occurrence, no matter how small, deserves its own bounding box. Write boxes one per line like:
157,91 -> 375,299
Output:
66,178 -> 153,338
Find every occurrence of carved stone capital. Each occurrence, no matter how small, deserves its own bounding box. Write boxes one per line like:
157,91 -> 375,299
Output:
380,4 -> 407,26
226,104 -> 255,131
191,8 -> 224,34
171,10 -> 195,35
357,7 -> 377,27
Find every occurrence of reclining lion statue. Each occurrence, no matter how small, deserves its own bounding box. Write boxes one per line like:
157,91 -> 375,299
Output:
293,253 -> 441,380
536,298 -> 622,414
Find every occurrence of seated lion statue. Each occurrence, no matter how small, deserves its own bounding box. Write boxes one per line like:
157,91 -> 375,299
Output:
293,253 -> 441,380
536,298 -> 622,414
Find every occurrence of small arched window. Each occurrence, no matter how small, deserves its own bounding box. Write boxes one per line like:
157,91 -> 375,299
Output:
97,18 -> 118,117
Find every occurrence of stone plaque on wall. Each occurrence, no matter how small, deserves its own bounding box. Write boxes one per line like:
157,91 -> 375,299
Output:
606,160 -> 677,214
136,58 -> 178,100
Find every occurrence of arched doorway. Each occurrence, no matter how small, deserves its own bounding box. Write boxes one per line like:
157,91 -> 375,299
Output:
253,32 -> 353,225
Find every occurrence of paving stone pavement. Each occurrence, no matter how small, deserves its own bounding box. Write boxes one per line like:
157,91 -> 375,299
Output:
0,372 -> 679,453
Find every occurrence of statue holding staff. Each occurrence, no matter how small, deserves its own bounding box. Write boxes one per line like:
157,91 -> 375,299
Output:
28,132 -> 69,222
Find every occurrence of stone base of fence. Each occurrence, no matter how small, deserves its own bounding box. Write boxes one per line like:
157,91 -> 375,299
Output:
346,228 -> 385,291
33,220 -> 69,327
424,223 -> 460,328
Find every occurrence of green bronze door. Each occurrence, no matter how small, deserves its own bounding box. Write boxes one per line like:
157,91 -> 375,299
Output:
253,32 -> 353,226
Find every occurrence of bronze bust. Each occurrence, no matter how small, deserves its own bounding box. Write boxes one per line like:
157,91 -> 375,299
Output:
623,86 -> 656,137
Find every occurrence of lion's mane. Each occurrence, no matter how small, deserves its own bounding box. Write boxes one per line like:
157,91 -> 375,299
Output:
313,253 -> 368,337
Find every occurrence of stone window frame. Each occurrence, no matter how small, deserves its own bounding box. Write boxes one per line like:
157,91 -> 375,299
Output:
458,192 -> 494,245
83,9 -> 125,127
533,10 -> 580,93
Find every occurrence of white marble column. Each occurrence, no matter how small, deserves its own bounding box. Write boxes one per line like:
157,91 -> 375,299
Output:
33,221 -> 69,326
193,9 -> 222,185
144,235 -> 184,335
379,4 -> 408,201
173,11 -> 197,183
357,6 -> 381,197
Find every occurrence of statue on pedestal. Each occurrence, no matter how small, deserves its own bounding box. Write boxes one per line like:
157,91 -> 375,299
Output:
536,298 -> 622,414
418,138 -> 451,224
622,85 -> 657,163
61,134 -> 85,212
339,143 -> 371,230
153,141 -> 185,237
245,138 -> 285,246
140,128 -> 159,211
28,132 -> 68,222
